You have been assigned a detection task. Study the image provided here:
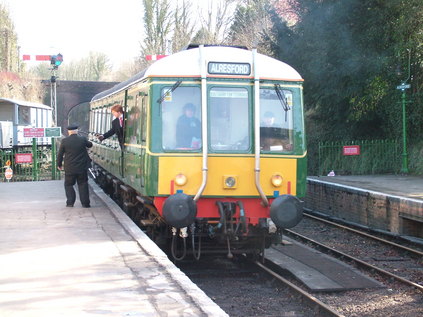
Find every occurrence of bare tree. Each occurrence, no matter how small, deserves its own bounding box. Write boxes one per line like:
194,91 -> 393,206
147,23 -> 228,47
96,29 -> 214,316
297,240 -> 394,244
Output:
110,59 -> 141,82
0,3 -> 20,73
171,0 -> 194,53
228,0 -> 275,53
88,52 -> 112,81
140,0 -> 172,68
192,0 -> 238,44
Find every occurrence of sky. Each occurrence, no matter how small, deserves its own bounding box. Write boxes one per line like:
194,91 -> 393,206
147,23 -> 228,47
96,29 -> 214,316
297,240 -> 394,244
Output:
2,0 -> 144,69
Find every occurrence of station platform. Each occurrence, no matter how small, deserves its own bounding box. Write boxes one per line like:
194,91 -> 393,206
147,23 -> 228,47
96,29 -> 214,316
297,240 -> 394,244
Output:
306,174 -> 423,240
0,180 -> 228,317
309,174 -> 423,201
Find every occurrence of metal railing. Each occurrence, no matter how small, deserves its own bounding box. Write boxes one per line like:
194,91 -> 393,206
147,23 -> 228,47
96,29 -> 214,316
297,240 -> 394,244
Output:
318,139 -> 401,176
1,139 -> 60,182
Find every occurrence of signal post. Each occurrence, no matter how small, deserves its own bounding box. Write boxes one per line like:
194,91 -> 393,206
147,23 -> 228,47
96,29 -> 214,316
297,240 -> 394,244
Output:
22,53 -> 64,179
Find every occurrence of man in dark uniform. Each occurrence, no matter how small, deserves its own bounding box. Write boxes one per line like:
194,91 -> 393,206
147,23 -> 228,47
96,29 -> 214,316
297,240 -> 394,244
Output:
57,124 -> 93,208
97,104 -> 124,149
176,103 -> 201,148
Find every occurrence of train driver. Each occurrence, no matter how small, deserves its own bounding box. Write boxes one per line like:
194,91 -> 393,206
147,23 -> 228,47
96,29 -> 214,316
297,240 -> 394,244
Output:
261,111 -> 277,127
175,103 -> 201,149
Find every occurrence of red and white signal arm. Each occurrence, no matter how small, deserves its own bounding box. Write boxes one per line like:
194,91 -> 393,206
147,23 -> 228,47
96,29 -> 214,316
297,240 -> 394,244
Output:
5,167 -> 13,180
145,54 -> 167,61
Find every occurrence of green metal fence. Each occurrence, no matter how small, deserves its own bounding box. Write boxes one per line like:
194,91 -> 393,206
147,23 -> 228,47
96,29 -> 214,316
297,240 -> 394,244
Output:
0,139 -> 60,182
318,139 -> 401,176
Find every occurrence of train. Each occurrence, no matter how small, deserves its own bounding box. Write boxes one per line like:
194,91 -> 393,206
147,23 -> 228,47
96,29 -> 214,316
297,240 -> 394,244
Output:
88,45 -> 306,260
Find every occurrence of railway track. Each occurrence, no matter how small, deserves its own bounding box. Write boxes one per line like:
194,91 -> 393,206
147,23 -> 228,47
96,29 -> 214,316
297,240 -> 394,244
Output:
177,255 -> 324,317
177,254 -> 349,317
254,260 -> 344,317
286,211 -> 423,292
303,209 -> 423,257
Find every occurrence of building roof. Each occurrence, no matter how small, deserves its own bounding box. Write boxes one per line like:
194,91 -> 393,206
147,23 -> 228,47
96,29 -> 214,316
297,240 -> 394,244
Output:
0,97 -> 52,110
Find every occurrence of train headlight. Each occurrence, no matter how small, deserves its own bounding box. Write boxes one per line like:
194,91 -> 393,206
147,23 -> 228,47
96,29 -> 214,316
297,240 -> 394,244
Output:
175,173 -> 187,186
271,174 -> 283,187
223,176 -> 237,189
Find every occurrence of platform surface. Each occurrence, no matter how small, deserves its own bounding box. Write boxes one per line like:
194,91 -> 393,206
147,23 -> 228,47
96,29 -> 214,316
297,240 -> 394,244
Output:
309,175 -> 423,201
0,180 -> 228,317
265,238 -> 384,292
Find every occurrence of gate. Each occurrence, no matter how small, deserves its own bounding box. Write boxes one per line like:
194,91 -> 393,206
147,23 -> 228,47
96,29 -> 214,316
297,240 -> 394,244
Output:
1,140 -> 60,182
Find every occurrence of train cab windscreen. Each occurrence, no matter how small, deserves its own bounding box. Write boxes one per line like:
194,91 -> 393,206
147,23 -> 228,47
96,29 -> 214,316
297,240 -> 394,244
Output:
161,86 -> 202,150
209,87 -> 250,151
260,87 -> 294,152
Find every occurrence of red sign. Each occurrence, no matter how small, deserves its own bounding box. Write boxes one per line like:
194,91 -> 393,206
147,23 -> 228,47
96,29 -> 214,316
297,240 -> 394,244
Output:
5,167 -> 13,180
343,145 -> 361,156
15,153 -> 33,164
23,128 -> 45,138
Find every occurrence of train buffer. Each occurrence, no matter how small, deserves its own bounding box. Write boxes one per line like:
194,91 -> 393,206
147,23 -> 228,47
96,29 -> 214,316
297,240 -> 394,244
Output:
0,180 -> 228,317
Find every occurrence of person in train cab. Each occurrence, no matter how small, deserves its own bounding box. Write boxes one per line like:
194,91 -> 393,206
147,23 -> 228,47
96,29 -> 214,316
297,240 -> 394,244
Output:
261,111 -> 277,127
97,104 -> 125,149
260,111 -> 289,151
57,124 -> 93,208
176,103 -> 201,148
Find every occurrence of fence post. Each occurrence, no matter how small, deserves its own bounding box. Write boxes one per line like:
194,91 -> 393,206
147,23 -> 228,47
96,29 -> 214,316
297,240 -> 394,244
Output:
318,142 -> 322,176
32,138 -> 38,181
51,138 -> 57,180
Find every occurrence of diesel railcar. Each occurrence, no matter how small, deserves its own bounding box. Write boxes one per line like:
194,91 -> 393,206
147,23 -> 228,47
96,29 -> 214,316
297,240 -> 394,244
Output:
89,45 -> 306,260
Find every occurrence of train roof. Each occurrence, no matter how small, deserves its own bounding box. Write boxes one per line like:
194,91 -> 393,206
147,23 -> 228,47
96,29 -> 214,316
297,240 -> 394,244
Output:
0,97 -> 51,110
92,46 -> 302,102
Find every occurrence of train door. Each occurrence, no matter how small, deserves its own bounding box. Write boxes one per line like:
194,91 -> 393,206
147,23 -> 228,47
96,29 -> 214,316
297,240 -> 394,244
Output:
122,90 -> 140,184
139,92 -> 148,192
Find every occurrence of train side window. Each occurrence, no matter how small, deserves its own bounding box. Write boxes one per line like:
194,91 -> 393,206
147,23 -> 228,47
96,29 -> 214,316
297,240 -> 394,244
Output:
18,106 -> 30,125
126,94 -> 140,145
100,108 -> 104,133
141,96 -> 146,143
259,87 -> 294,152
95,108 -> 100,134
90,108 -> 95,134
93,108 -> 98,134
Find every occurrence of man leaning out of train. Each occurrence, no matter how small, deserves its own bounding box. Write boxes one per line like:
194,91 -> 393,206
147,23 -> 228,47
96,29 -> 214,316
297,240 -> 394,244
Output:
97,104 -> 125,149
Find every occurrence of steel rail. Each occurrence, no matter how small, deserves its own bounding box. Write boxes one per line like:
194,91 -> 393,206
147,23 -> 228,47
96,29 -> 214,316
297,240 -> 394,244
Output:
285,229 -> 423,292
303,209 -> 423,258
254,261 -> 345,317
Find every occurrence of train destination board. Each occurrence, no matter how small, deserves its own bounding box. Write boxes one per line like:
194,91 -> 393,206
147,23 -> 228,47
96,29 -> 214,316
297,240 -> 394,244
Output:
208,62 -> 251,75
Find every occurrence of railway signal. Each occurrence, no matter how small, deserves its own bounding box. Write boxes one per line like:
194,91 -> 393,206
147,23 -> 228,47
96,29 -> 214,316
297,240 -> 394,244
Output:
22,53 -> 64,69
50,53 -> 63,69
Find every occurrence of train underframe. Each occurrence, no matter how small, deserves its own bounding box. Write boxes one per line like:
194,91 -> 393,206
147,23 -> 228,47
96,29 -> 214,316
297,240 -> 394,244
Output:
94,166 -> 284,261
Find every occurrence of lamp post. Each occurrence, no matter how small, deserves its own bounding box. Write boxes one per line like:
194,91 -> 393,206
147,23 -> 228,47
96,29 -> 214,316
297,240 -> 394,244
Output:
396,49 -> 411,174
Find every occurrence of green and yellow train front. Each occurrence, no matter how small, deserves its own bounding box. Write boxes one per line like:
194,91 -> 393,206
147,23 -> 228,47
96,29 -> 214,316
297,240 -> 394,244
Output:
144,75 -> 306,237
